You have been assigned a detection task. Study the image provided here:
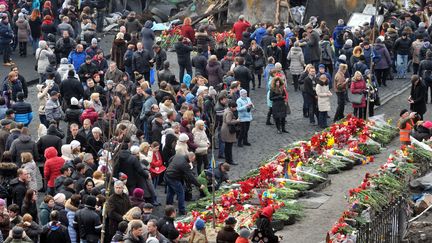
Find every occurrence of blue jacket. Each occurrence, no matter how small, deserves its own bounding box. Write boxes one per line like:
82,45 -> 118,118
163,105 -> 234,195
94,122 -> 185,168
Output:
332,24 -> 346,49
363,47 -> 372,67
0,21 -> 13,45
251,27 -> 266,46
68,50 -> 87,72
263,64 -> 275,90
12,101 -> 33,126
236,97 -> 253,122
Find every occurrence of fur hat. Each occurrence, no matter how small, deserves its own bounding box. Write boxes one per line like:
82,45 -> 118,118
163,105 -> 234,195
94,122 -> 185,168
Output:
179,133 -> 189,142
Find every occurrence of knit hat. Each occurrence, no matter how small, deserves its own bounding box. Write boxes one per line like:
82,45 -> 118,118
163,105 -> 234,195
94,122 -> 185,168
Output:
179,133 -> 189,142
195,120 -> 205,127
119,172 -> 128,181
91,38 -> 98,45
144,88 -> 152,95
54,193 -> 66,204
143,203 -> 154,209
275,62 -> 282,69
196,86 -> 209,96
400,109 -> 409,117
71,97 -> 79,106
339,54 -> 347,61
85,195 -> 97,207
133,188 -> 144,199
70,140 -> 81,149
146,237 -> 159,243
0,198 -> 5,206
106,80 -> 114,85
195,218 -> 205,230
345,39 -> 353,47
239,89 -> 247,96
225,216 -> 237,225
60,58 -> 68,64
12,226 -> 23,239
419,22 -> 426,28
239,228 -> 251,238
318,64 -> 325,69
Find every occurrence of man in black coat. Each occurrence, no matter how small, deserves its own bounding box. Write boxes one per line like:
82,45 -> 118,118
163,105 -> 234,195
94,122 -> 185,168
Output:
132,42 -> 152,81
73,196 -> 102,243
60,70 -> 84,108
302,67 -> 319,125
128,86 -> 145,126
113,137 -> 150,192
41,211 -> 71,243
174,37 -> 193,82
164,153 -> 205,215
9,169 -> 29,210
37,124 -> 63,162
192,48 -> 208,78
233,57 -> 253,95
106,181 -> 131,241
409,75 -> 427,120
78,56 -> 98,83
419,50 -> 432,103
266,40 -> 282,64
66,124 -> 88,152
157,206 -> 180,242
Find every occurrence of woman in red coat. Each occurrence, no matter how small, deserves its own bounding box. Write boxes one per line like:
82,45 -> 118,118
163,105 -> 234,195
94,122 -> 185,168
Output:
80,100 -> 98,125
181,17 -> 195,44
350,71 -> 367,119
43,147 -> 65,196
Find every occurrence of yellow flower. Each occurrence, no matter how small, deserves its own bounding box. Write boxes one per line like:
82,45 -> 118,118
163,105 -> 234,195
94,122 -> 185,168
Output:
327,136 -> 335,147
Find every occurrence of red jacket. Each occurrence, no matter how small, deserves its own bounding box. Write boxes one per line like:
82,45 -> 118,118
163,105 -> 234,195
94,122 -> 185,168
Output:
181,25 -> 195,44
235,237 -> 250,243
44,147 -> 65,188
80,108 -> 98,125
350,79 -> 367,108
232,20 -> 251,41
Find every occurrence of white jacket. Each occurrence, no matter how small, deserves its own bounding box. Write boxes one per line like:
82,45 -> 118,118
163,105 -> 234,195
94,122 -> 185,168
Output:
192,127 -> 209,155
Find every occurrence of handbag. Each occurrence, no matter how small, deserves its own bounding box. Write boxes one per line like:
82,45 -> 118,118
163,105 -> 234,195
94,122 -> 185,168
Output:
350,91 -> 364,105
228,124 -> 239,134
34,49 -> 42,71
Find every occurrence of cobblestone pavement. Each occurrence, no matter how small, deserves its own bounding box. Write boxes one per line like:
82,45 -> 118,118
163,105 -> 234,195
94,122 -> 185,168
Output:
2,34 -> 425,241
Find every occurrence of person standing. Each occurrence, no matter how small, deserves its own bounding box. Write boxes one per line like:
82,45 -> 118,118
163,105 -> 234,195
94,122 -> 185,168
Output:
236,89 -> 253,146
11,92 -> 32,127
44,147 -> 65,196
350,71 -> 367,119
174,37 -> 193,82
397,109 -> 416,145
132,42 -> 152,81
394,32 -> 412,79
180,17 -> 195,44
333,64 -> 348,122
221,101 -> 240,165
374,37 -> 392,87
287,42 -> 305,92
232,15 -> 251,41
305,23 -> 321,70
332,19 -> 346,56
141,20 -> 155,58
269,77 -> 288,133
0,14 -> 14,66
10,169 -> 29,210
302,67 -> 319,125
35,40 -> 54,83
409,75 -> 427,120
412,34 -> 424,75
28,9 -> 41,55
234,57 -> 253,95
157,206 -> 180,242
15,13 -> 30,57
106,180 -> 131,242
73,195 -> 101,243
316,75 -> 332,128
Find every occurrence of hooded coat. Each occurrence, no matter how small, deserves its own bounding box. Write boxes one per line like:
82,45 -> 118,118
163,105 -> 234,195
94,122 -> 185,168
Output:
287,46 -> 305,75
44,147 -> 65,188
36,44 -> 54,74
141,21 -> 155,57
374,43 -> 392,70
206,59 -> 224,87
15,17 -> 30,43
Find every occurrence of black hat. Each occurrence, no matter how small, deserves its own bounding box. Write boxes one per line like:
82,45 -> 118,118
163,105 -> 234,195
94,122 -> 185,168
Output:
225,216 -> 237,225
50,90 -> 59,96
63,178 -> 74,187
144,88 -> 152,96
85,195 -> 97,208
12,226 -> 23,239
400,109 -> 409,117
143,203 -> 154,209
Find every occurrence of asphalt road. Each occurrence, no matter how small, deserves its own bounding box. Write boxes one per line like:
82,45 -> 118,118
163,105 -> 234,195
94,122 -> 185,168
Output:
1,34 -> 425,242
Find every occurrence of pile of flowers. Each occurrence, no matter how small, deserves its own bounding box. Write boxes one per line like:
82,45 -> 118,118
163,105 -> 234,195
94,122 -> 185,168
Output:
159,25 -> 182,50
214,31 -> 237,48
176,115 -> 398,238
327,143 -> 432,242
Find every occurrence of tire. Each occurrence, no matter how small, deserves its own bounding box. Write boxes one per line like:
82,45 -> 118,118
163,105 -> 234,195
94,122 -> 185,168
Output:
152,15 -> 163,23
150,7 -> 169,22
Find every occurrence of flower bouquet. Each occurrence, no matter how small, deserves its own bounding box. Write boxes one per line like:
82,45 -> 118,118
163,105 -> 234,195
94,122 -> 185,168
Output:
159,25 -> 181,50
214,31 -> 237,48
367,117 -> 398,145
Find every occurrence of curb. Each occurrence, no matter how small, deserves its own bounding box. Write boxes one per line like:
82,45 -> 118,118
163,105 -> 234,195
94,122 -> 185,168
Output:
375,82 -> 411,110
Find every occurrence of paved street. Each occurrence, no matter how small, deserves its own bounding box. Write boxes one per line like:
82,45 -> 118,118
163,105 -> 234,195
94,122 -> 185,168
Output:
0,34 -> 425,242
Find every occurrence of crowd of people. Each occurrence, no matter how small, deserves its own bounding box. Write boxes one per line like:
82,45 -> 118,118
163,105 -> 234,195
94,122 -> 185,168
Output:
0,0 -> 428,242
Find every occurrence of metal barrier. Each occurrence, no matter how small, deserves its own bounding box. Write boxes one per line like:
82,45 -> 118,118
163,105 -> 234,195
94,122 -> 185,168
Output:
355,197 -> 408,243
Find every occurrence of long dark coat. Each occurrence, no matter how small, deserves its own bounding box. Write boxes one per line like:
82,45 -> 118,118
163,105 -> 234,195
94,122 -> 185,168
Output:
111,38 -> 127,71
411,81 -> 427,115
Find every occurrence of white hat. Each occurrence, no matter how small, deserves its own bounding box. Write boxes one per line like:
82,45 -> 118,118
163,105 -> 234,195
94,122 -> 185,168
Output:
54,193 -> 66,204
179,133 -> 189,142
339,54 -> 347,61
71,97 -> 79,106
70,140 -> 81,149
345,39 -> 353,47
196,86 -> 209,96
238,40 -> 244,46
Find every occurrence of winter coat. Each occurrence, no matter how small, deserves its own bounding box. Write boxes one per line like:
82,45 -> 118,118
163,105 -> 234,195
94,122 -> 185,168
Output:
80,108 -> 98,125
192,54 -> 208,77
114,150 -> 149,192
251,27 -> 267,45
68,50 -> 86,72
10,135 -> 38,165
216,226 -> 239,243
106,193 -> 131,237
65,200 -> 78,243
350,79 -> 367,108
0,21 -> 13,45
141,21 -> 155,54
332,24 -> 346,49
165,154 -> 201,186
15,18 -> 30,42
3,79 -> 23,104
221,57 -> 234,73
21,161 -> 42,191
412,40 -> 424,64
221,108 -> 240,143
320,40 -> 334,65
236,97 -> 253,122
154,49 -> 167,71
316,83 -> 332,112
45,98 -> 64,122
206,60 -> 224,87
269,89 -> 287,119
157,216 -> 180,242
129,196 -> 146,210
36,48 -> 54,74
394,37 -> 412,56
232,20 -> 251,41
125,18 -> 142,34
174,41 -> 193,64
234,65 -> 253,90
18,220 -> 42,243
410,81 -> 427,115
12,101 -> 33,126
40,221 -> 70,243
195,31 -> 210,52
374,43 -> 392,70
44,147 -> 65,188
39,202 -> 52,226
132,50 -> 152,73
192,127 -> 209,155
181,24 -> 195,43
37,125 -> 63,159
64,105 -> 82,126
307,30 -> 321,62
28,17 -> 42,39
287,46 -> 305,75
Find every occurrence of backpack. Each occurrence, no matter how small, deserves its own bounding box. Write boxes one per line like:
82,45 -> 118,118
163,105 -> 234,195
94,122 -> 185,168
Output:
372,47 -> 381,63
321,42 -> 331,62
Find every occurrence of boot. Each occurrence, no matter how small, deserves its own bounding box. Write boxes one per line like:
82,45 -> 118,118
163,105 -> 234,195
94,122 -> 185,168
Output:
266,110 -> 274,125
276,122 -> 282,134
281,122 -> 289,133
